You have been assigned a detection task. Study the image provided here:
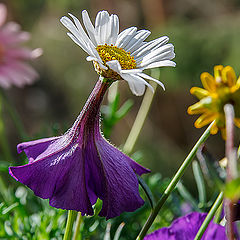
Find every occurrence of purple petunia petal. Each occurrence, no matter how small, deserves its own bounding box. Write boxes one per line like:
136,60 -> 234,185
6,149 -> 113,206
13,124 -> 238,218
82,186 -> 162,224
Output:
10,79 -> 150,219
144,212 -> 228,240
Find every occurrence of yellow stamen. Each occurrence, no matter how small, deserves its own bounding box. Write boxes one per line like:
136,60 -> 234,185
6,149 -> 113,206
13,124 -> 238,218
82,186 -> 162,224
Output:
96,44 -> 136,70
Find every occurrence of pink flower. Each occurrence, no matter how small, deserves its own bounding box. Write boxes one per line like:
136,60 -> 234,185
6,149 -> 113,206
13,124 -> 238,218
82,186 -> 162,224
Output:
0,4 -> 42,89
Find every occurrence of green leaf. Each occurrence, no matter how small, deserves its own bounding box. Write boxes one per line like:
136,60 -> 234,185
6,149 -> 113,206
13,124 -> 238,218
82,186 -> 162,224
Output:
0,161 -> 10,172
116,99 -> 134,119
192,160 -> 206,208
224,178 -> 240,200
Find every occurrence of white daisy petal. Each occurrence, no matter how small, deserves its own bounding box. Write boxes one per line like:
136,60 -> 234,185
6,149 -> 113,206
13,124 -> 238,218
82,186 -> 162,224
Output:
66,32 -> 91,55
116,27 -> 137,48
60,16 -> 82,38
86,56 -> 98,61
61,16 -> 95,54
132,36 -> 169,58
94,11 -> 103,44
82,10 -> 98,46
144,60 -> 176,69
122,74 -> 146,96
140,52 -> 175,68
107,14 -> 119,45
87,42 -> 107,69
121,73 -> 154,96
142,43 -> 174,61
102,12 -> 111,44
137,72 -> 165,90
140,44 -> 175,67
95,11 -> 110,45
120,69 -> 143,74
68,13 -> 91,44
124,30 -> 151,53
106,60 -> 122,73
109,14 -> 119,45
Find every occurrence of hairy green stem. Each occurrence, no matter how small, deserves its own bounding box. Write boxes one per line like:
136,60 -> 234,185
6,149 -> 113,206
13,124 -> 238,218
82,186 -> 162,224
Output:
72,212 -> 83,240
194,192 -> 224,240
63,210 -> 77,240
136,122 -> 213,240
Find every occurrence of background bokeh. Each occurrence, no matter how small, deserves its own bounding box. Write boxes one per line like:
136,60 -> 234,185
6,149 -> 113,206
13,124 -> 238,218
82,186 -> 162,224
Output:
3,0 -> 240,182
1,0 -> 240,238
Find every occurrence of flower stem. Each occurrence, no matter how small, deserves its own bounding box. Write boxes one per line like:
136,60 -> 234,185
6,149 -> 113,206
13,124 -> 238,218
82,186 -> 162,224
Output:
214,202 -> 223,224
123,69 -> 159,154
194,191 -> 224,240
224,104 -> 237,240
63,210 -> 77,240
136,122 -> 213,240
72,212 -> 83,240
137,175 -> 156,208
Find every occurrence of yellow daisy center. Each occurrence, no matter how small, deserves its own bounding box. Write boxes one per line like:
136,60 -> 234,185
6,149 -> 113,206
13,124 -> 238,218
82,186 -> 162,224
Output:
96,44 -> 136,70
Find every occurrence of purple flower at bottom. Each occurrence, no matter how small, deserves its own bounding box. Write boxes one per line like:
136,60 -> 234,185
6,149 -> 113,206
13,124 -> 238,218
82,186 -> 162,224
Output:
9,79 -> 150,219
144,212 -> 227,240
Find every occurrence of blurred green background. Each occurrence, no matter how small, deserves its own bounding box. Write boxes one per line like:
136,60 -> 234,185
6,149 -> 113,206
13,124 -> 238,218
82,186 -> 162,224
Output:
3,0 -> 240,179
1,0 -> 240,238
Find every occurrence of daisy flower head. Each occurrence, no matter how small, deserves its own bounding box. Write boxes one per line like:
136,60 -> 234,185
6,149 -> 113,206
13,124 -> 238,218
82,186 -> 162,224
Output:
0,4 -> 42,89
188,65 -> 240,139
60,10 -> 176,96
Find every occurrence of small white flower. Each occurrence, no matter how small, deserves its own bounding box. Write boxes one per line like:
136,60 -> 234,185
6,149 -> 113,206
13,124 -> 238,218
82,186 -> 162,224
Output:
60,10 -> 175,96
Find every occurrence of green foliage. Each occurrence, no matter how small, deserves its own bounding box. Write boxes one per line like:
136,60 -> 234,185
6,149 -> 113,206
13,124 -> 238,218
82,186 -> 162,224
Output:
224,178 -> 240,201
101,93 -> 133,139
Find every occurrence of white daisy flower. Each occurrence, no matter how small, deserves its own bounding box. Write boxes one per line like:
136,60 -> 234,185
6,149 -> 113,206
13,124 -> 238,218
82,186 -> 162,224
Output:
60,10 -> 176,96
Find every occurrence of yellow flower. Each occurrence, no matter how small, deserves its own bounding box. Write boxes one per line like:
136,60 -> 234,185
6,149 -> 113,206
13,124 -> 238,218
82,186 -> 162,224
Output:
188,65 -> 240,139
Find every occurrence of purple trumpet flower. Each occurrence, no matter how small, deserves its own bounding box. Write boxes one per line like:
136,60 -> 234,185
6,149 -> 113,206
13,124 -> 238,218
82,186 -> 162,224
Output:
9,79 -> 150,219
144,212 -> 227,240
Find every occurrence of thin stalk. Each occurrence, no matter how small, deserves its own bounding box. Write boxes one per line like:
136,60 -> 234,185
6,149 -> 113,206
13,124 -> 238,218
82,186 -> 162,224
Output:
194,192 -> 224,240
214,202 -> 223,224
72,212 -> 83,240
63,210 -> 77,240
123,69 -> 159,154
108,81 -> 118,103
224,104 -> 236,240
137,175 -> 156,208
136,122 -> 213,240
113,223 -> 125,240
